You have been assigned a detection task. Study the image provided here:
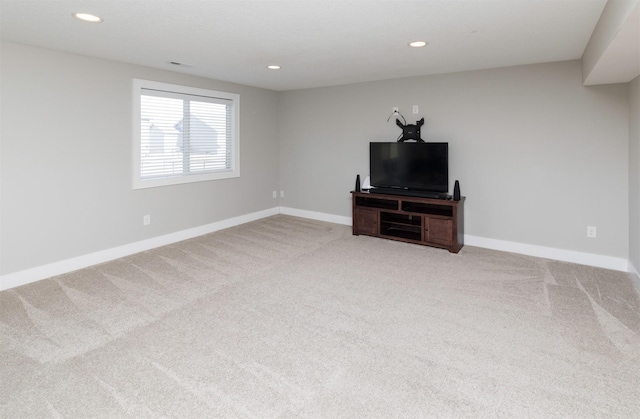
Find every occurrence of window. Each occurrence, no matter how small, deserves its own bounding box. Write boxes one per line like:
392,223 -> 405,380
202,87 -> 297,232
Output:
133,79 -> 239,189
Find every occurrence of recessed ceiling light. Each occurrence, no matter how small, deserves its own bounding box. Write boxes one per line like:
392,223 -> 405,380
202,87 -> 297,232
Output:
267,65 -> 281,70
73,13 -> 103,23
409,41 -> 428,48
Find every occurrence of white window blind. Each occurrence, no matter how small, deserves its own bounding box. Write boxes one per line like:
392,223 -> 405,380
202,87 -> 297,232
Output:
133,79 -> 239,189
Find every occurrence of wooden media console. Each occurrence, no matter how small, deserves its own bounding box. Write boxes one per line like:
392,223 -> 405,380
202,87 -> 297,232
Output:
351,191 -> 464,253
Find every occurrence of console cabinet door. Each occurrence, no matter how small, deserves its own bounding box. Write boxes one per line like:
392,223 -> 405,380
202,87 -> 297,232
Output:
355,208 -> 378,235
425,217 -> 453,246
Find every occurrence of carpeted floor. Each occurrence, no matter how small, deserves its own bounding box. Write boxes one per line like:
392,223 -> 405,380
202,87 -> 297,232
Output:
1,215 -> 639,417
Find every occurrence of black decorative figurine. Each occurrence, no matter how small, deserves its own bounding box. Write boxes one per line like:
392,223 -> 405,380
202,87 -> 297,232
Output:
453,180 -> 461,201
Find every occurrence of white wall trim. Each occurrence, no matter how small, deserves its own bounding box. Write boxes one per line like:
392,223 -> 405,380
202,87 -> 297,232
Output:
1,207 -> 633,291
0,207 -> 279,291
629,261 -> 640,291
464,234 -> 629,272
280,210 -> 632,272
281,210 -> 631,272
279,207 -> 352,226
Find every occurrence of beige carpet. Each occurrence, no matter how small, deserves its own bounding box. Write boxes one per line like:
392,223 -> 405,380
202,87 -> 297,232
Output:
1,215 -> 639,417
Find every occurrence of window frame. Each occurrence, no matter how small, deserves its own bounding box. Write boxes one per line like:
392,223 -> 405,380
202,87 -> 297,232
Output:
132,79 -> 240,189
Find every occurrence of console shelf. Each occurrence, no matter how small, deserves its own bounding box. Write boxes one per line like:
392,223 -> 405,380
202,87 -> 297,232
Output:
352,191 -> 464,253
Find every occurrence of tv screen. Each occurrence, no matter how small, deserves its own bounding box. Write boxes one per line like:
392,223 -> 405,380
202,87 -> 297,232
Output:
370,142 -> 448,193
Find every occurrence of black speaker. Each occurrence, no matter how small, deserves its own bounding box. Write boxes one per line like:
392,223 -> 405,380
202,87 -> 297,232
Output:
355,174 -> 361,192
453,180 -> 460,201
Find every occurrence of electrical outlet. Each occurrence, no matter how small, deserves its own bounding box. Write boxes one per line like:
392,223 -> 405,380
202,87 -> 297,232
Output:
587,226 -> 596,238
413,105 -> 419,114
280,190 -> 285,198
143,215 -> 151,226
272,190 -> 277,199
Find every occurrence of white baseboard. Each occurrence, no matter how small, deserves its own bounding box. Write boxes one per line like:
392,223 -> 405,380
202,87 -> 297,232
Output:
629,261 -> 640,291
1,207 -> 634,291
464,235 -> 629,272
279,207 -> 352,226
281,210 -> 630,273
0,207 -> 280,291
280,210 -> 632,272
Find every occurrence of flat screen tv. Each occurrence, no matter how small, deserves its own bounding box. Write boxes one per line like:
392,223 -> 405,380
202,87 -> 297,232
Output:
369,142 -> 448,196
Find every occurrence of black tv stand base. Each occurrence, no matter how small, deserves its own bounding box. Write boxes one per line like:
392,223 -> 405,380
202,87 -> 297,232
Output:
369,188 -> 450,200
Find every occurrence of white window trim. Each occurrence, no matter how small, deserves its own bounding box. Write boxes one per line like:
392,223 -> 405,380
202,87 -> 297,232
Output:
132,79 -> 240,189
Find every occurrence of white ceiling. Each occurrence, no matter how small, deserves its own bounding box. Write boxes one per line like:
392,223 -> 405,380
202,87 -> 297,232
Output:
0,0 -> 634,91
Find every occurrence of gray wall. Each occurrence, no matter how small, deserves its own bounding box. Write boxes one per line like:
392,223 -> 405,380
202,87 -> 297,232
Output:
0,42 -> 279,275
630,75 -> 640,274
1,43 -> 634,277
278,60 -> 630,259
